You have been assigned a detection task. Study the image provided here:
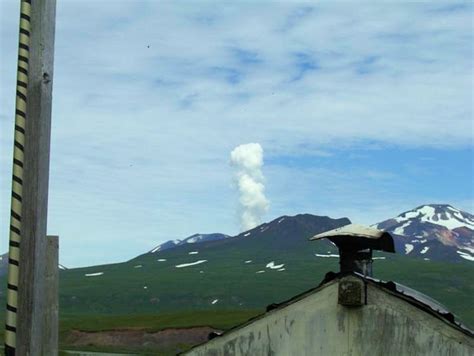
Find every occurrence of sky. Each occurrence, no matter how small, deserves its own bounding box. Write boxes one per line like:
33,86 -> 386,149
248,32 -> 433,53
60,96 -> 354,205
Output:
0,1 -> 472,267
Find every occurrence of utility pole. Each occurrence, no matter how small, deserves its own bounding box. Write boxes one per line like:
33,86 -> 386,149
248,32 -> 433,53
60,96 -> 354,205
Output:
4,0 -> 57,354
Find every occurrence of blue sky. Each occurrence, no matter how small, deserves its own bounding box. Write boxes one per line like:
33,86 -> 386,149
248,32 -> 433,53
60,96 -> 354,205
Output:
1,1 -> 472,267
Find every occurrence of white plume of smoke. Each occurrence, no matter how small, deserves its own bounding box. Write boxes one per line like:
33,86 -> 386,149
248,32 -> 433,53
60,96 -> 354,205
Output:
230,143 -> 270,231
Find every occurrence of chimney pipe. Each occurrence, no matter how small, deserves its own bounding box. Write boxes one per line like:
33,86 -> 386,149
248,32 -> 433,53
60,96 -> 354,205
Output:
339,247 -> 373,276
310,224 -> 395,277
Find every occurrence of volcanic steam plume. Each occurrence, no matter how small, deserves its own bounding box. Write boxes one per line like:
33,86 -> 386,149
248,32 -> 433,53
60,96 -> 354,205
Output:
230,143 -> 269,231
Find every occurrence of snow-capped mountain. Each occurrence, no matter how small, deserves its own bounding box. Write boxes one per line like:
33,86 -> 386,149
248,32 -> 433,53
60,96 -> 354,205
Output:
375,204 -> 474,262
147,233 -> 231,254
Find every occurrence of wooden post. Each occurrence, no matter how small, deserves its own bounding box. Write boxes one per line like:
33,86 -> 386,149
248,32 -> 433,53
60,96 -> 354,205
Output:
43,235 -> 59,355
16,0 -> 57,354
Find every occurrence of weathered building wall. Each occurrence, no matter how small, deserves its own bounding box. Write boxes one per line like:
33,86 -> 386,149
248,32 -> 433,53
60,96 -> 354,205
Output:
184,279 -> 474,356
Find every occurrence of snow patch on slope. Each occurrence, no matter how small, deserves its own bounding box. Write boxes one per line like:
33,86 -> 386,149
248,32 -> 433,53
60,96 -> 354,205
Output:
150,246 -> 162,253
393,222 -> 411,235
315,253 -> 339,258
395,205 -> 474,230
462,247 -> 474,254
175,260 -> 207,268
186,235 -> 201,243
457,250 -> 474,261
85,272 -> 103,277
266,261 -> 285,269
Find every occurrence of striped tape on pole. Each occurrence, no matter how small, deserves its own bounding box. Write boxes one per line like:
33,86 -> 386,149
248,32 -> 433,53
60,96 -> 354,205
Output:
5,0 -> 32,354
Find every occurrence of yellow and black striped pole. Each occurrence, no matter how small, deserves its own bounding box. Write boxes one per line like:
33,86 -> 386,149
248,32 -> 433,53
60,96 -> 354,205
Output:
5,0 -> 32,354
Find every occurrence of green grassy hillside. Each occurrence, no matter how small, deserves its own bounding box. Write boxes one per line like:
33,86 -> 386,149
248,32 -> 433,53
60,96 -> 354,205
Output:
0,214 -> 472,354
54,253 -> 473,326
51,214 -> 473,326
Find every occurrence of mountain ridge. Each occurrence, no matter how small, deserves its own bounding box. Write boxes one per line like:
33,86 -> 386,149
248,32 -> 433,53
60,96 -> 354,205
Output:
0,204 -> 472,278
138,205 -> 473,264
147,233 -> 231,255
375,204 -> 473,262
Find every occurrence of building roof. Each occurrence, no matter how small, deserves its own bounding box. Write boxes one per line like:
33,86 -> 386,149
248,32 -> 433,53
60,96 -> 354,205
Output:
351,272 -> 472,335
182,272 -> 473,354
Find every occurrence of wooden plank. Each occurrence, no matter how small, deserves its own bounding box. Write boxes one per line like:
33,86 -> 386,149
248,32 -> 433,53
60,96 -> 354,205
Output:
16,0 -> 57,354
44,235 -> 59,355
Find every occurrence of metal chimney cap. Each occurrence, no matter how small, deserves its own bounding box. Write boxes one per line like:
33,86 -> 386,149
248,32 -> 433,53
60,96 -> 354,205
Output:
310,223 -> 395,253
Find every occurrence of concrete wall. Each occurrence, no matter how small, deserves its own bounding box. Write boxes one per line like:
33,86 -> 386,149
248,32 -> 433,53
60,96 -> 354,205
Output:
184,278 -> 474,356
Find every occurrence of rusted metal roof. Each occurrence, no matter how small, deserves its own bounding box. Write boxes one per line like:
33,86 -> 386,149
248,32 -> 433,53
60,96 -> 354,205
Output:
310,223 -> 395,252
353,272 -> 472,335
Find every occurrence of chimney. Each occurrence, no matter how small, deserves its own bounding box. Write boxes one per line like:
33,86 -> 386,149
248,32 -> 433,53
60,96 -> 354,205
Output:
310,224 -> 395,277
